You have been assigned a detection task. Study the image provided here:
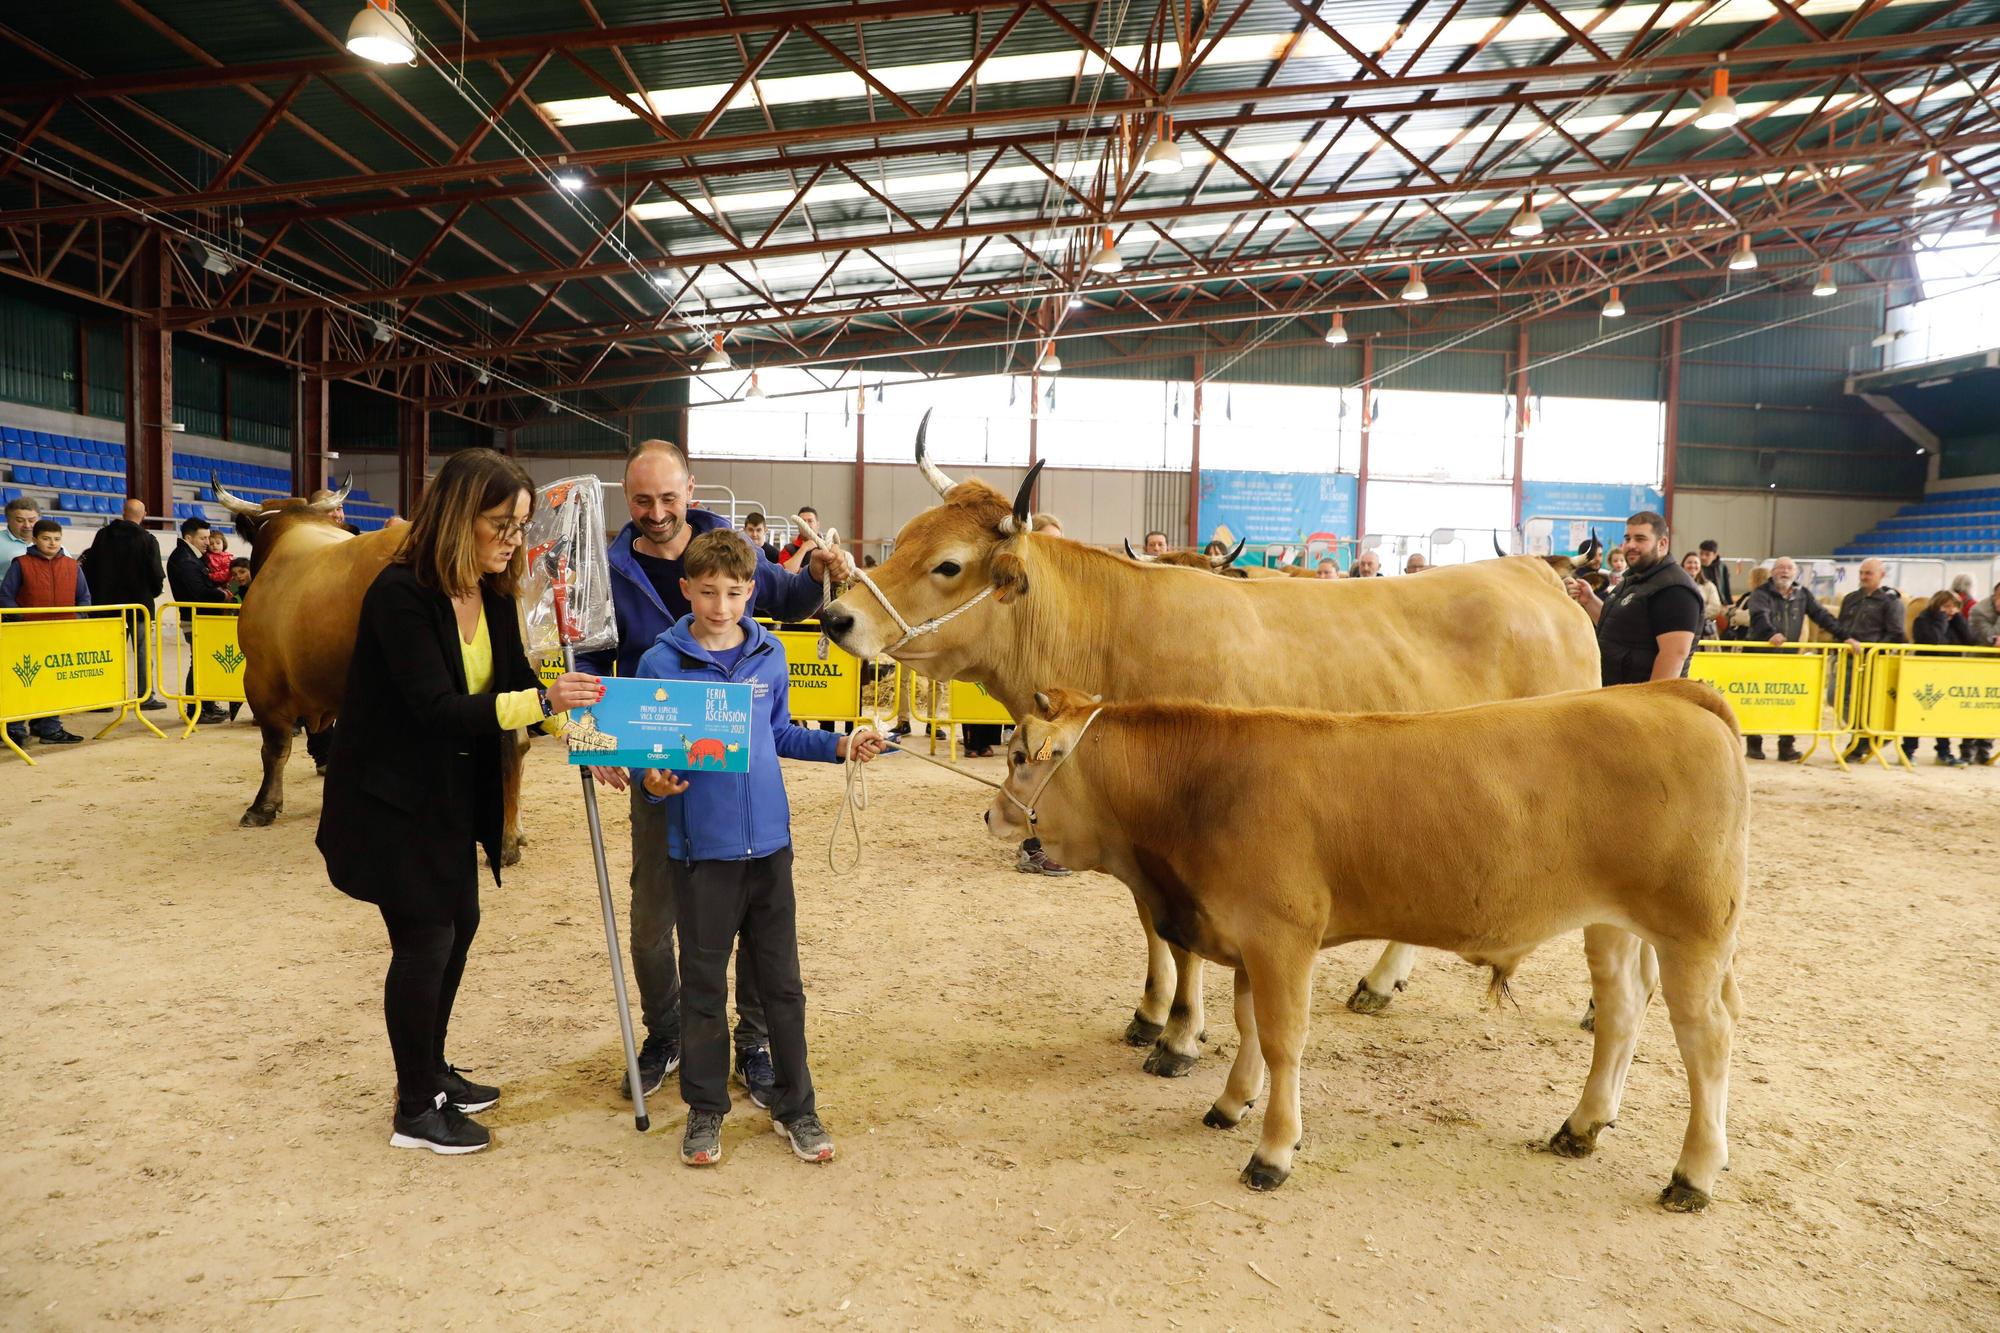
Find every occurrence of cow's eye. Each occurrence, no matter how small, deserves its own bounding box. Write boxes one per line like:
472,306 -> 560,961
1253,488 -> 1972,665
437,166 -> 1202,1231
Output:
1011,751 -> 1025,766
933,561 -> 961,577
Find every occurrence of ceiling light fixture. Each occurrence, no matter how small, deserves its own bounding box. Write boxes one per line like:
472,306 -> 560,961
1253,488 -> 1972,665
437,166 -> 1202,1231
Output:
556,171 -> 586,191
700,334 -> 732,372
345,1 -> 418,65
1693,66 -> 1739,131
475,366 -> 490,386
198,243 -> 234,276
1140,115 -> 1184,176
1812,266 -> 1838,297
1067,294 -> 1083,310
371,318 -> 393,343
1602,286 -> 1626,318
1038,340 -> 1063,373
1086,227 -> 1123,274
1508,195 -> 1543,238
1400,266 -> 1428,302
745,371 -> 767,400
1728,235 -> 1757,271
1325,311 -> 1348,345
1912,155 -> 1950,204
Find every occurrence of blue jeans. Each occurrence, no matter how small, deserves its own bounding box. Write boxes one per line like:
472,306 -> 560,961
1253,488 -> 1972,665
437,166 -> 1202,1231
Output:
7,716 -> 65,744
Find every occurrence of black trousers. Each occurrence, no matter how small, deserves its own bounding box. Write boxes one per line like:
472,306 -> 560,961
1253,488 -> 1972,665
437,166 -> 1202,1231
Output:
674,847 -> 814,1122
378,885 -> 480,1116
629,786 -> 766,1050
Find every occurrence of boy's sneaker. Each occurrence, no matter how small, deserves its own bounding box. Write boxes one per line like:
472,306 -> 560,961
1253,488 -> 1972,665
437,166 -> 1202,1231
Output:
774,1113 -> 836,1163
681,1110 -> 724,1166
1017,843 -> 1072,876
736,1045 -> 777,1110
623,1031 -> 680,1100
390,1093 -> 490,1155
438,1063 -> 499,1114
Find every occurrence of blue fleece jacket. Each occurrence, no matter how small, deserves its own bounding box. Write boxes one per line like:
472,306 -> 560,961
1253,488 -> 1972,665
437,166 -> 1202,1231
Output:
635,614 -> 842,863
576,509 -> 826,679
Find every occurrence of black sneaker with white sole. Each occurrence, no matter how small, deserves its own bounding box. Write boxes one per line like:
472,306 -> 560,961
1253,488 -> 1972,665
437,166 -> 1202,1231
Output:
438,1063 -> 499,1114
774,1112 -> 835,1162
623,1031 -> 681,1100
735,1044 -> 776,1110
390,1093 -> 491,1155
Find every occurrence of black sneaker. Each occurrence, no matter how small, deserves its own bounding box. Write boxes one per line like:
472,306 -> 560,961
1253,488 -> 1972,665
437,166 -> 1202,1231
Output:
197,706 -> 229,725
623,1031 -> 680,1100
390,1093 -> 490,1155
773,1112 -> 836,1163
36,730 -> 83,745
1744,739 -> 1765,760
736,1044 -> 777,1110
139,697 -> 168,711
438,1063 -> 499,1114
681,1109 -> 724,1166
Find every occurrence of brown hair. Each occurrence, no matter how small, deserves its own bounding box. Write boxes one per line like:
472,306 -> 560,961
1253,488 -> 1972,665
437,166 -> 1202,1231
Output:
396,448 -> 534,598
1628,510 -> 1668,538
683,528 -> 757,582
1925,589 -> 1961,616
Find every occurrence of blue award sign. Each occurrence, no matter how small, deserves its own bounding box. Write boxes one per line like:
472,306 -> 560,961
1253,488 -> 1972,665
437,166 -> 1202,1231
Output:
565,677 -> 753,771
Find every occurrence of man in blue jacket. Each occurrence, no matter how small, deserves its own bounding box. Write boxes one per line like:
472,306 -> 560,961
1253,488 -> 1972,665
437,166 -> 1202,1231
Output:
582,438 -> 853,1108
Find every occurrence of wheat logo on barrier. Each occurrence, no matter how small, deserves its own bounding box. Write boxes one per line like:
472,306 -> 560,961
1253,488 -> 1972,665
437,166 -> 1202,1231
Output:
1912,681 -> 1945,710
211,643 -> 246,674
11,653 -> 40,689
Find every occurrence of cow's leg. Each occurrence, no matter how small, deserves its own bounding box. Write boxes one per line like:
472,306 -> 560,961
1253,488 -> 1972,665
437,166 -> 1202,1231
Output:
498,728 -> 527,868
1348,941 -> 1418,1014
1143,946 -> 1206,1078
1123,895 -> 1175,1047
1240,941 -> 1315,1191
1551,926 -> 1650,1158
1205,967 -> 1263,1129
1654,944 -> 1736,1213
1581,939 -> 1661,1031
240,720 -> 293,827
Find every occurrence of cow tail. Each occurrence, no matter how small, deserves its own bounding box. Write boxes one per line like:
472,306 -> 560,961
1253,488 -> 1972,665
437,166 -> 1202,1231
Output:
1486,963 -> 1521,1009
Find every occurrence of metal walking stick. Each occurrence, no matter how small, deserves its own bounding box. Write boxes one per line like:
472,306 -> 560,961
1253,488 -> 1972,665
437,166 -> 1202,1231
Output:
524,479 -> 649,1132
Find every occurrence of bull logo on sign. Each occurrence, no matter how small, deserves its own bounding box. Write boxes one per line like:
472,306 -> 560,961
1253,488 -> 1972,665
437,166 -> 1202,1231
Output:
682,736 -> 730,768
1913,681 -> 1945,710
211,643 -> 247,674
11,653 -> 39,689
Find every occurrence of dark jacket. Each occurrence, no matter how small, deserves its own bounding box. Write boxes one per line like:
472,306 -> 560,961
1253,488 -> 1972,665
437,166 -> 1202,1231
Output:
167,540 -> 231,605
316,563 -> 540,922
80,519 -> 164,607
636,615 -> 841,863
1912,608 -> 1976,649
1746,581 -> 1842,644
576,509 -> 826,679
1834,587 -> 1906,644
1701,557 -> 1731,604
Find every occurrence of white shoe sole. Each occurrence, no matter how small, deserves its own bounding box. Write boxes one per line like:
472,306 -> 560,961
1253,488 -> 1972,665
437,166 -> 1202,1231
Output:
389,1131 -> 489,1155
772,1119 -> 835,1162
449,1096 -> 498,1114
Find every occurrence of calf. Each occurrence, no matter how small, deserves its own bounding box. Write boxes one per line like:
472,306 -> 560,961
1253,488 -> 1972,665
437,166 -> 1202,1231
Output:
986,683 -> 1746,1210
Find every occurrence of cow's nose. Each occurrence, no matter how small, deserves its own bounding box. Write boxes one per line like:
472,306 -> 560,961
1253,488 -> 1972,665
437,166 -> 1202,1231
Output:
820,606 -> 855,641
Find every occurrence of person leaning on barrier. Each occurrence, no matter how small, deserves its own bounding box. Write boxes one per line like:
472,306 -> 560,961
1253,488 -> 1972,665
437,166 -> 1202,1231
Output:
1834,558 -> 1907,761
167,516 -> 233,726
79,498 -> 167,711
2,518 -> 91,747
1905,590 -> 1981,768
1971,581 -> 2000,650
1564,511 -> 1704,688
1741,557 -> 1844,761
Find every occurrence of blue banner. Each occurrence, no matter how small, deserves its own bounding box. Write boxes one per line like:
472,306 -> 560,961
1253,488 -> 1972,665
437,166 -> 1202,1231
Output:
565,677 -> 754,770
1196,470 -> 1356,547
1519,480 -> 1664,527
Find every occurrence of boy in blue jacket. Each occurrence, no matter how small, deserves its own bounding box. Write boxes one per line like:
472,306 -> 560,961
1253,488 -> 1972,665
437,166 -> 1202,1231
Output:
637,530 -> 884,1167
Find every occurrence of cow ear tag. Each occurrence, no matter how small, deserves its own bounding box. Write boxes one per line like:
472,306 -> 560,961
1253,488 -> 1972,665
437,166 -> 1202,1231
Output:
1032,735 -> 1054,763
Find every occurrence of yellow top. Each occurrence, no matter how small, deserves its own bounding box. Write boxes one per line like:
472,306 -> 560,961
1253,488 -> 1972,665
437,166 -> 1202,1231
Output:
459,606 -> 556,732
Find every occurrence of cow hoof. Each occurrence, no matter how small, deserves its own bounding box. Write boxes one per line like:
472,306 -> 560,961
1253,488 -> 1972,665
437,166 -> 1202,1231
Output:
1658,1174 -> 1712,1213
501,842 -> 523,868
1143,1044 -> 1199,1078
239,806 -> 277,829
1548,1122 -> 1600,1159
1240,1158 -> 1290,1191
1123,1013 -> 1165,1047
1203,1103 -> 1247,1130
1579,999 -> 1597,1032
1346,982 -> 1393,1016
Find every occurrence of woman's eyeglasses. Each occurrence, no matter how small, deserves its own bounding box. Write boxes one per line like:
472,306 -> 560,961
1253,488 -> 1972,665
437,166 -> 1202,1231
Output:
481,515 -> 528,542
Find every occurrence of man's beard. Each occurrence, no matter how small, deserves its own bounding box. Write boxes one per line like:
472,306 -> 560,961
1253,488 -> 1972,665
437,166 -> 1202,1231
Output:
1626,547 -> 1664,572
641,513 -> 683,544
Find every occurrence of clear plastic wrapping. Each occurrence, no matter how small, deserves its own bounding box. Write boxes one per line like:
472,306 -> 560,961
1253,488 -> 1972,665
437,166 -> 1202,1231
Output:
521,475 -> 617,659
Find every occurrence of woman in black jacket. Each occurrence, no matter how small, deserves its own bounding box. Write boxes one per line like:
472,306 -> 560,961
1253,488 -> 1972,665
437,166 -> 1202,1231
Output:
1905,589 -> 1979,767
317,448 -> 602,1155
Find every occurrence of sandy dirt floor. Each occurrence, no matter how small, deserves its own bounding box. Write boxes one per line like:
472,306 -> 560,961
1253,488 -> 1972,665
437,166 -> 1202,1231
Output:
3,715 -> 1997,1331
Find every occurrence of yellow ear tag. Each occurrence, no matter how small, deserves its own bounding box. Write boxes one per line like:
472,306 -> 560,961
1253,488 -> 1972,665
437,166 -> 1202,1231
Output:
1032,736 -> 1053,763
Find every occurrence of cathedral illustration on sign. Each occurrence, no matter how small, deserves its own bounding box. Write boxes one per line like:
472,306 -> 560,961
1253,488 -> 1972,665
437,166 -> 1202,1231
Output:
564,710 -> 619,754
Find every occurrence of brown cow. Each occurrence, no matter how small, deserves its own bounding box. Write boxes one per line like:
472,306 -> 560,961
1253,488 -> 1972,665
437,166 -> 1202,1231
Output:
212,476 -> 528,863
1123,537 -> 1250,577
820,422 -> 1601,1078
988,684 -> 1746,1208
1505,532 -> 1609,593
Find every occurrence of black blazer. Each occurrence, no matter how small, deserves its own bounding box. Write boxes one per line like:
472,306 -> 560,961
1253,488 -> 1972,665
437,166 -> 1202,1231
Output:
167,541 -> 230,604
316,562 -> 540,922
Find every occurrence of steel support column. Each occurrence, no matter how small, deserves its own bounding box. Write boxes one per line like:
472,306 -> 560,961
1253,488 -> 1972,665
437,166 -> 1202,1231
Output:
1511,322 -> 1530,541
1356,338 -> 1374,549
853,381 -> 866,556
1028,364 -> 1040,518
398,401 -> 430,517
1188,353 -> 1202,548
123,232 -> 171,519
1663,318 -> 1683,527
293,313 -> 329,497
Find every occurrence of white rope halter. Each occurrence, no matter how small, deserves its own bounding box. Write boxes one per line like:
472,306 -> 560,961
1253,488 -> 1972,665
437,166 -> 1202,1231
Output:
1000,707 -> 1106,831
792,511 -> 997,654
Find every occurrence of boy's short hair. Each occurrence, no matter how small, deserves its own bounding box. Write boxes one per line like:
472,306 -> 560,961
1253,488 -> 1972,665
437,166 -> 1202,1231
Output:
180,516 -> 209,538
683,529 -> 757,583
743,511 -> 767,527
32,518 -> 62,537
231,557 -> 250,571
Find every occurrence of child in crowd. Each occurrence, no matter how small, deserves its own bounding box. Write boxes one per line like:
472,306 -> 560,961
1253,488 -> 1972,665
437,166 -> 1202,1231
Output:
204,530 -> 234,590
634,529 -> 884,1168
1,519 -> 90,747
228,558 -> 252,602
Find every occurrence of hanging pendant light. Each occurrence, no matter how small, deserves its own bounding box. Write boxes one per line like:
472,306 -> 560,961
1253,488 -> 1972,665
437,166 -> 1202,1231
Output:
345,1 -> 418,64
1693,67 -> 1738,131
1038,340 -> 1063,373
1728,235 -> 1757,271
1812,266 -> 1838,297
1602,286 -> 1626,318
1324,311 -> 1348,345
1140,115 -> 1184,175
1508,195 -> 1544,238
700,333 -> 732,372
745,371 -> 767,399
1400,266 -> 1428,302
1912,156 -> 1950,204
1086,227 -> 1123,274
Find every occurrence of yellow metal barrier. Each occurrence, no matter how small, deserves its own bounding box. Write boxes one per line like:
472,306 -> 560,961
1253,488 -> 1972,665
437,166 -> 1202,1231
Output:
1689,639 -> 1861,767
903,669 -> 1016,761
1,604 -> 167,764
151,601 -> 247,737
1849,642 -> 2000,769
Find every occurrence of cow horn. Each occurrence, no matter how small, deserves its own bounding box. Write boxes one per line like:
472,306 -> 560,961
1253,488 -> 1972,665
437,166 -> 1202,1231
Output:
914,409 -> 955,498
1493,534 -> 1509,558
210,472 -> 264,518
1123,537 -> 1155,562
1009,459 -> 1044,532
1210,536 -> 1247,570
306,474 -> 352,513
